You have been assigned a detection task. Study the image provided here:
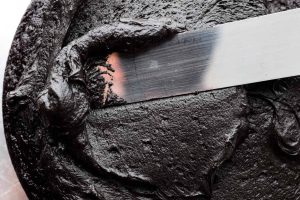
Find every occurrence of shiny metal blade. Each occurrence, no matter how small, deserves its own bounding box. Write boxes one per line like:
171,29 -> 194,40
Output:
107,9 -> 300,103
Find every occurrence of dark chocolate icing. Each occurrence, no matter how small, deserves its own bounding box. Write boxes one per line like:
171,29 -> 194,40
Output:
3,0 -> 300,199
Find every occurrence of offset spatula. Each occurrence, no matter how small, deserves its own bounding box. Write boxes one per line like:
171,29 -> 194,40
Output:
107,8 -> 300,103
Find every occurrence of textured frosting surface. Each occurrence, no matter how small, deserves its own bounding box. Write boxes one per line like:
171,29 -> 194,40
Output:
3,0 -> 300,199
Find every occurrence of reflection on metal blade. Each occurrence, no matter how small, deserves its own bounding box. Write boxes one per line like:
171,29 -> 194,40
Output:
107,9 -> 300,103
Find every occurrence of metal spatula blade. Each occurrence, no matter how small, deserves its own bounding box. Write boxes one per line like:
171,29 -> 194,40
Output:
107,9 -> 300,103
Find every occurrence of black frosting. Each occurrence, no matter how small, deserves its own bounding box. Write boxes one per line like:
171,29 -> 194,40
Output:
3,0 -> 300,199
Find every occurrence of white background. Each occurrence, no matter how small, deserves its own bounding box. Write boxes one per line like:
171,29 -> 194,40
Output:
0,1 -> 31,199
